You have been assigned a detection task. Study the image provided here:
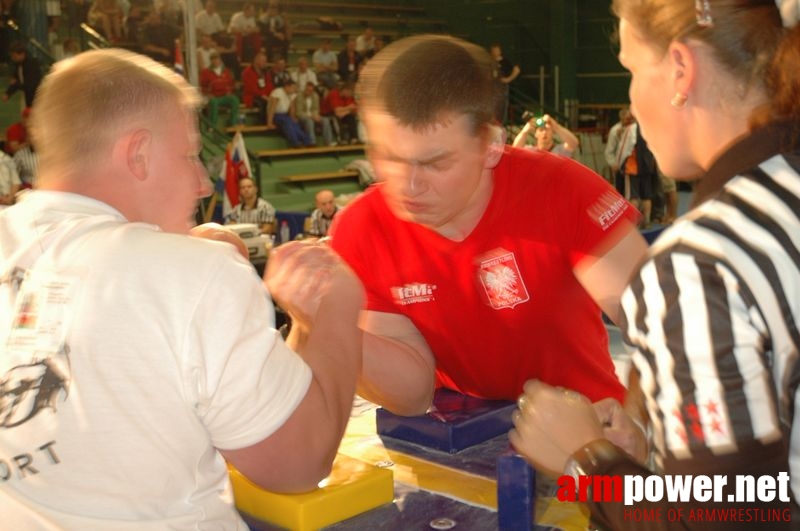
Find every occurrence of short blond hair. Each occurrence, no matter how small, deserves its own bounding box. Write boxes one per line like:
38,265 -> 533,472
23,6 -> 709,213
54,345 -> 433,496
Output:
31,48 -> 201,178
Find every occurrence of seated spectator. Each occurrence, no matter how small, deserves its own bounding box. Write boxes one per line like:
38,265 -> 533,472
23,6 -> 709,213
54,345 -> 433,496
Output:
312,37 -> 339,89
259,0 -> 290,62
0,148 -> 20,207
337,36 -> 362,84
5,106 -> 29,155
355,27 -> 375,56
195,0 -> 225,38
327,82 -> 359,144
291,56 -> 317,90
241,50 -> 274,124
512,113 -> 579,158
13,142 -> 37,188
196,32 -> 218,70
366,35 -> 386,60
196,0 -> 238,75
307,189 -> 339,237
318,84 -> 338,144
140,9 -> 179,65
200,51 -> 240,130
3,41 -> 43,108
228,2 -> 261,63
124,5 -> 144,43
269,56 -> 291,88
88,0 -> 123,42
267,79 -> 313,148
294,81 -> 335,147
224,176 -> 276,235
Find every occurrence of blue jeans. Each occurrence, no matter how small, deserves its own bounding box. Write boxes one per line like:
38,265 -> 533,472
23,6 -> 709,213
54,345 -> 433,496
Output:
274,113 -> 313,147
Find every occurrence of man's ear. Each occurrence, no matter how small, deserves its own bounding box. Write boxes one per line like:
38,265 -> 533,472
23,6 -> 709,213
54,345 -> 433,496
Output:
125,129 -> 152,181
484,125 -> 505,169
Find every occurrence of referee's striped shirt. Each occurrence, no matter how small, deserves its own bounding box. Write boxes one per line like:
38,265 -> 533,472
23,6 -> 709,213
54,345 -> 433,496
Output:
620,120 -> 800,503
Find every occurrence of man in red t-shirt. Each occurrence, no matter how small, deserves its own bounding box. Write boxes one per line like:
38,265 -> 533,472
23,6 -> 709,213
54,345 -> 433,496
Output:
330,36 -> 648,432
241,50 -> 273,124
326,82 -> 359,144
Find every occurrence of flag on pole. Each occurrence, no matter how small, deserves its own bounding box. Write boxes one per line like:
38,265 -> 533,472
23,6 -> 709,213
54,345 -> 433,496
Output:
221,131 -> 252,219
174,38 -> 185,77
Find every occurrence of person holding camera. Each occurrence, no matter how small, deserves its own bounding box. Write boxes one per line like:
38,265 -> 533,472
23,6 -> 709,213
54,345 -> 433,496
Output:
512,113 -> 580,157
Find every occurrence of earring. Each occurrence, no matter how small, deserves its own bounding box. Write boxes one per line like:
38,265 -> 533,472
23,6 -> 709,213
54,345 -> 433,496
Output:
671,93 -> 688,108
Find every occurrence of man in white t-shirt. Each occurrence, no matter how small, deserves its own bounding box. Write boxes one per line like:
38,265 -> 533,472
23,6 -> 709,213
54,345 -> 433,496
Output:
0,48 -> 364,530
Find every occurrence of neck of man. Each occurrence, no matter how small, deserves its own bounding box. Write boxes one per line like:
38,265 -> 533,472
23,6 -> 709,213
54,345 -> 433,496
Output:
431,168 -> 494,242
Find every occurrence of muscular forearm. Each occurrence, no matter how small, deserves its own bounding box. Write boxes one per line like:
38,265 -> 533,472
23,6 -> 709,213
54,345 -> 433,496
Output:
358,330 -> 435,416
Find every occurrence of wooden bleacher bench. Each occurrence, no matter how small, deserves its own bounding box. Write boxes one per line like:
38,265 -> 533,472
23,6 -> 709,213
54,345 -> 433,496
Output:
256,144 -> 365,159
279,169 -> 360,183
225,124 -> 276,134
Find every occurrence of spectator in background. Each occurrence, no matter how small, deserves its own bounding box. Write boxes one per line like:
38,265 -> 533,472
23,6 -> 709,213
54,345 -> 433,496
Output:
124,5 -> 145,42
241,50 -> 274,123
13,141 -> 37,189
225,176 -> 276,235
140,9 -> 178,65
355,26 -> 375,56
313,37 -> 339,89
259,0 -> 291,62
328,81 -> 359,144
0,148 -> 19,207
196,0 -> 238,74
195,0 -> 225,37
269,56 -> 291,88
489,42 -> 519,124
228,2 -> 261,63
294,81 -> 335,147
308,189 -> 338,237
3,41 -> 42,108
196,32 -> 217,70
337,36 -> 362,84
88,0 -> 124,42
512,113 -> 580,158
4,106 -> 30,155
366,35 -> 386,60
200,51 -> 240,130
291,56 -> 318,91
267,79 -> 314,148
0,0 -> 19,63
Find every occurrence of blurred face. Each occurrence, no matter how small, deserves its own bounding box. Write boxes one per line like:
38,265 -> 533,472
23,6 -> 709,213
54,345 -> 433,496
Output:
534,126 -> 553,149
316,191 -> 336,217
147,108 -> 211,233
364,110 -> 494,233
253,53 -> 266,69
239,177 -> 257,201
618,18 -> 699,179
303,83 -> 315,96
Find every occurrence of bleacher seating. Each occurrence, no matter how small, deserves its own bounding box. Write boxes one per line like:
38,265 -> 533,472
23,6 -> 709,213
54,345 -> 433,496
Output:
201,1 -> 444,214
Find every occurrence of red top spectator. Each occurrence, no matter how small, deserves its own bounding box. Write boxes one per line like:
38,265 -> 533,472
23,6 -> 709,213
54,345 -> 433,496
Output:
5,107 -> 30,155
200,57 -> 236,97
241,51 -> 273,107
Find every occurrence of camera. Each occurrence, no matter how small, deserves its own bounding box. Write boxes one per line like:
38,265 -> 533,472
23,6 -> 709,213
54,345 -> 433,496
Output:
521,110 -> 546,128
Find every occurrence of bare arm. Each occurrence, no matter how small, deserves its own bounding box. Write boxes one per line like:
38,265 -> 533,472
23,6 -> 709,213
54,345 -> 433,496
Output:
573,221 -> 647,325
512,121 -> 534,148
358,310 -> 437,416
220,242 -> 364,492
546,115 -> 580,154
